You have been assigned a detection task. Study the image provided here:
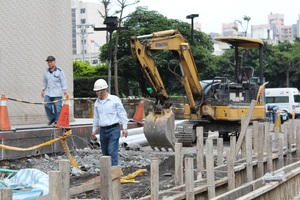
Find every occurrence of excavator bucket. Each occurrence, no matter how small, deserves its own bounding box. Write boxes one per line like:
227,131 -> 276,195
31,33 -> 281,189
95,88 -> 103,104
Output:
143,109 -> 176,151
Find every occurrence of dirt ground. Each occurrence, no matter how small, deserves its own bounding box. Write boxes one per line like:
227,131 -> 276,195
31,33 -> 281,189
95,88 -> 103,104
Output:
70,147 -> 179,199
0,145 -> 187,199
70,155 -> 177,199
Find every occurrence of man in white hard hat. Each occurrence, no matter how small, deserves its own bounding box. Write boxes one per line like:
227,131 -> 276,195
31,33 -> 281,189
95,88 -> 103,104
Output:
91,79 -> 128,166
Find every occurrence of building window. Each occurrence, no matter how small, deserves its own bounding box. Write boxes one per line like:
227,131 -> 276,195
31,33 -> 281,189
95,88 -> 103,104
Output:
81,19 -> 86,24
92,60 -> 99,65
80,8 -> 85,14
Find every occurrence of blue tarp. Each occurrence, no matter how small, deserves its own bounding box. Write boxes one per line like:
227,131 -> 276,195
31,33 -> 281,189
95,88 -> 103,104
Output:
2,169 -> 49,200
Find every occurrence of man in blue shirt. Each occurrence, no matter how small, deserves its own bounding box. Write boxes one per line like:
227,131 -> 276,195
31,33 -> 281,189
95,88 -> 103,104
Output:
91,79 -> 128,166
41,56 -> 68,126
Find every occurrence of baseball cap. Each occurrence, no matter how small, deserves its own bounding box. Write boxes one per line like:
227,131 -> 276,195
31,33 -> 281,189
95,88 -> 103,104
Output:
46,56 -> 55,61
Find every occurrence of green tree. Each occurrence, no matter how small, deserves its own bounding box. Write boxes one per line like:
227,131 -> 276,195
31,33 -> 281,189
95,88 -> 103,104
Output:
73,61 -> 108,97
267,39 -> 300,87
100,6 -> 214,96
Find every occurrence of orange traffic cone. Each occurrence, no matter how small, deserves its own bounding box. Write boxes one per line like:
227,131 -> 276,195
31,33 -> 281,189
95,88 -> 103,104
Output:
0,94 -> 11,130
56,94 -> 70,128
132,98 -> 145,123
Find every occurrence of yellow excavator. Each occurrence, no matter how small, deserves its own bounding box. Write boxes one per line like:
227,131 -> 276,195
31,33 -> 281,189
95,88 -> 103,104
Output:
130,30 -> 266,151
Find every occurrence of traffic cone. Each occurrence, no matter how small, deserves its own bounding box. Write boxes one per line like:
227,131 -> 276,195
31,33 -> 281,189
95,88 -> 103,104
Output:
273,112 -> 282,132
132,98 -> 145,123
0,94 -> 11,130
56,94 -> 70,128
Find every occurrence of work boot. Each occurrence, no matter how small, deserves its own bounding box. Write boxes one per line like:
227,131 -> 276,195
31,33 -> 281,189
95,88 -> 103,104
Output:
48,119 -> 55,126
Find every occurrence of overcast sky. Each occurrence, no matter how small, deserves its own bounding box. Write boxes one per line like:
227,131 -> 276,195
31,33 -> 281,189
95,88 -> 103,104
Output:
86,0 -> 300,33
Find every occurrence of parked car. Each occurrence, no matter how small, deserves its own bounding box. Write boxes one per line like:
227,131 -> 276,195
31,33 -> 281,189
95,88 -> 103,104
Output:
266,105 -> 289,124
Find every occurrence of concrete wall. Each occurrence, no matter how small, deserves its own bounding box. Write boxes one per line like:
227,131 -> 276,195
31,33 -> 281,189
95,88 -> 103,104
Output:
0,0 -> 74,125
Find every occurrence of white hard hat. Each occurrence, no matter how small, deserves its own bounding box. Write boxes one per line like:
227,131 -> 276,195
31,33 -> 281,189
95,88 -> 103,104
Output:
93,79 -> 108,91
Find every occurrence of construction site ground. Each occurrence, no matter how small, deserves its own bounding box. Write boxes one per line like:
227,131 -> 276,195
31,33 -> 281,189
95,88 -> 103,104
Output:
0,119 -> 293,199
0,145 -> 183,199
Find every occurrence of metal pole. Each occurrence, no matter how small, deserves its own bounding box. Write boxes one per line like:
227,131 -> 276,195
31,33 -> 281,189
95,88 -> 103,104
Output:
81,26 -> 85,62
191,18 -> 195,45
108,31 -> 113,93
186,14 -> 198,46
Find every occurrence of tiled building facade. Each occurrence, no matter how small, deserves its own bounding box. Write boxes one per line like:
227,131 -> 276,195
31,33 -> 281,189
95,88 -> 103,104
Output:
0,0 -> 74,125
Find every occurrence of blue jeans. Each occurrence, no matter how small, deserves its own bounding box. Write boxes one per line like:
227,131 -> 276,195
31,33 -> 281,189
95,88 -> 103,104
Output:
100,124 -> 120,166
44,95 -> 62,122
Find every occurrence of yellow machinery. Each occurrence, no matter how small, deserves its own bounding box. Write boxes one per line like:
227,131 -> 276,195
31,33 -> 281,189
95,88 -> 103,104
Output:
130,30 -> 266,150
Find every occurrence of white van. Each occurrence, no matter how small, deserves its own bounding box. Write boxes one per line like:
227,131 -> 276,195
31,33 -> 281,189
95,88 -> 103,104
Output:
265,88 -> 300,117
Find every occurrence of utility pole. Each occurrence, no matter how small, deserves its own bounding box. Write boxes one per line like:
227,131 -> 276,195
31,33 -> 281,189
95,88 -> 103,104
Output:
75,24 -> 94,62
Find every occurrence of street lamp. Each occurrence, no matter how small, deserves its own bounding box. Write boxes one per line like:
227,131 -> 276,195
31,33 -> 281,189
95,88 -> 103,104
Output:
94,16 -> 128,93
186,14 -> 199,45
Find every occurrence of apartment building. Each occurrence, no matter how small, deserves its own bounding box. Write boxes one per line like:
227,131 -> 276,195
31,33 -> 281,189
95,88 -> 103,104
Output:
221,13 -> 299,43
71,0 -> 106,65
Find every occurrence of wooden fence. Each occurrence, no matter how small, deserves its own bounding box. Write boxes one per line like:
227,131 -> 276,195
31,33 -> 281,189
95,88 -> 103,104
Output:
1,120 -> 300,199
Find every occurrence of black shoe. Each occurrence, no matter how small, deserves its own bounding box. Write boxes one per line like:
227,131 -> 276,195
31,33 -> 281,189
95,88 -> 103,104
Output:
48,119 -> 55,125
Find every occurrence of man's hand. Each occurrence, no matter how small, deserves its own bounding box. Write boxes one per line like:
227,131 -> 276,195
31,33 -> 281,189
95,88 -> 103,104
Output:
41,90 -> 45,98
91,132 -> 97,140
122,129 -> 128,138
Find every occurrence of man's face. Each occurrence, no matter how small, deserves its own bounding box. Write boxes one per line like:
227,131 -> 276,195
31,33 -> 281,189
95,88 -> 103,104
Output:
96,89 -> 106,99
47,60 -> 55,69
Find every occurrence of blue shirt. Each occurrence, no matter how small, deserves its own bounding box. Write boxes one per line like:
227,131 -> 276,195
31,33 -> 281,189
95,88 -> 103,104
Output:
42,66 -> 67,97
92,94 -> 129,132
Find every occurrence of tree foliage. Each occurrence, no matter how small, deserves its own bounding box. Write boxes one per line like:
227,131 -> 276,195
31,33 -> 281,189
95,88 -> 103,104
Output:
93,6 -> 300,98
73,61 -> 107,78
100,6 -> 214,96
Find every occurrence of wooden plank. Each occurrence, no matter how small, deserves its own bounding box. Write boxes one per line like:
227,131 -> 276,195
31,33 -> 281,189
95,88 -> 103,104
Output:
175,143 -> 183,186
253,121 -> 258,154
241,115 -> 246,158
246,128 -> 253,182
100,156 -> 112,200
264,122 -> 269,152
206,139 -> 215,199
0,188 -> 12,200
236,182 -> 280,200
296,126 -> 300,159
267,133 -> 273,172
230,136 -> 236,161
274,127 -> 279,151
257,123 -> 264,178
59,159 -> 70,200
235,100 -> 256,157
217,138 -> 223,166
49,171 -> 62,200
196,127 -> 204,174
227,148 -> 235,190
278,135 -> 284,169
69,166 -> 123,196
112,176 -> 121,200
185,157 -> 194,200
151,158 -> 159,200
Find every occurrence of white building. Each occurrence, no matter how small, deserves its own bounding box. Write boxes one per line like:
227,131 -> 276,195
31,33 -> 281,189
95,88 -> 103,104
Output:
71,0 -> 106,65
0,0 -> 74,125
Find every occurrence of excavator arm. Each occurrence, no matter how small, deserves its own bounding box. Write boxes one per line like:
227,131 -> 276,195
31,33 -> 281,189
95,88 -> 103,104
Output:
130,30 -> 204,151
130,30 -> 202,109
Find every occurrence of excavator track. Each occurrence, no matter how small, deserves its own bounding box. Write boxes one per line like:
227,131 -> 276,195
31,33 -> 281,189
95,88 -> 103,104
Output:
174,121 -> 199,146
